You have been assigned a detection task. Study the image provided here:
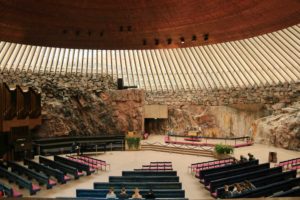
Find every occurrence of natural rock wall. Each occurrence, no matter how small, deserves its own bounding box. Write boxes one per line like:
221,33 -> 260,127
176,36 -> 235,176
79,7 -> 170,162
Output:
251,102 -> 300,151
1,71 -> 144,138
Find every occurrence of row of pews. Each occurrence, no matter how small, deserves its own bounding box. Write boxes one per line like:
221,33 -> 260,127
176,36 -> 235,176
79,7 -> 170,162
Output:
33,135 -> 125,156
190,157 -> 300,198
76,162 -> 188,200
0,155 -> 109,197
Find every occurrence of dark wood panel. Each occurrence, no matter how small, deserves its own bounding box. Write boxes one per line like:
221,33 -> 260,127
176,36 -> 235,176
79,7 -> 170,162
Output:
0,0 -> 299,49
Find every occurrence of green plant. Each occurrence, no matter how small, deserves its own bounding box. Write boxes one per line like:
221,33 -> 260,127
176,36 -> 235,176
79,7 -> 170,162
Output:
126,137 -> 141,150
214,144 -> 234,155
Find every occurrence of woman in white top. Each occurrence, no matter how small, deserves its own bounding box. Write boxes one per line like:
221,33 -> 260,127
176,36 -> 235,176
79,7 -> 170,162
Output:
106,187 -> 117,199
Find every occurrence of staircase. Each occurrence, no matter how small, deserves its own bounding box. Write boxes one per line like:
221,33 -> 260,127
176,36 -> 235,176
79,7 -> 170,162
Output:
141,144 -> 214,157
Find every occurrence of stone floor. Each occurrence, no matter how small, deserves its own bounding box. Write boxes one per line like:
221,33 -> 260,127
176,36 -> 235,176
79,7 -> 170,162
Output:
1,135 -> 299,200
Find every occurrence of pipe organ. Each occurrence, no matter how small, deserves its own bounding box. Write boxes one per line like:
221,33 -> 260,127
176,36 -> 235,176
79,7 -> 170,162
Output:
0,82 -> 41,160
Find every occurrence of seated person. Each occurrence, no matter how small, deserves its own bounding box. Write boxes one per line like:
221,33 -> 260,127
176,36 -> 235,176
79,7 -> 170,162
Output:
106,187 -> 117,199
248,153 -> 255,161
244,180 -> 256,190
119,187 -> 128,199
132,187 -> 143,199
232,183 -> 243,196
145,189 -> 155,199
239,155 -> 248,163
224,185 -> 233,198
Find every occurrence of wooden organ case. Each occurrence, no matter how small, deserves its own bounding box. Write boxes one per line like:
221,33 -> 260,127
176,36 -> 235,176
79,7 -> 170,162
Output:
0,82 -> 41,160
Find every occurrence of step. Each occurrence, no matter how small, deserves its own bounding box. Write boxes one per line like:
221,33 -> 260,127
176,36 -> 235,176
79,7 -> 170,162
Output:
141,144 -> 214,157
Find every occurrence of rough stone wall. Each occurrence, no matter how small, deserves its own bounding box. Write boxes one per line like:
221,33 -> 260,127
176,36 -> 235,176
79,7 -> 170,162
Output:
1,71 -> 144,138
250,102 -> 300,151
145,82 -> 300,150
146,82 -> 300,112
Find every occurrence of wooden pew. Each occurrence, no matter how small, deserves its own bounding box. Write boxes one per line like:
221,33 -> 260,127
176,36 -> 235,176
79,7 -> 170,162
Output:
214,170 -> 297,198
199,159 -> 259,179
74,155 -> 110,170
122,171 -> 177,176
8,161 -> 56,189
209,166 -> 282,193
54,155 -> 95,175
109,176 -> 179,182
0,181 -> 22,197
0,166 -> 40,195
94,182 -> 182,190
272,186 -> 300,197
204,163 -> 270,185
39,156 -> 84,180
76,189 -> 185,198
232,177 -> 300,198
24,159 -> 71,184
190,158 -> 235,172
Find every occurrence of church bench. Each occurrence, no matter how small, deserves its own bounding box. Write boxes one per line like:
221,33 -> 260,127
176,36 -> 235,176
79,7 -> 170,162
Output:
232,177 -> 300,198
122,171 -> 177,176
0,181 -> 22,197
276,157 -> 300,169
8,161 -> 56,189
66,156 -> 101,170
199,159 -> 259,179
203,163 -> 270,185
0,166 -> 40,195
39,156 -> 84,180
54,155 -> 95,175
76,155 -> 110,170
58,197 -> 188,200
94,182 -> 182,190
109,176 -> 180,182
190,158 -> 235,173
135,168 -> 173,171
272,186 -> 300,197
24,159 -> 71,184
209,166 -> 282,193
76,189 -> 185,198
214,170 -> 297,198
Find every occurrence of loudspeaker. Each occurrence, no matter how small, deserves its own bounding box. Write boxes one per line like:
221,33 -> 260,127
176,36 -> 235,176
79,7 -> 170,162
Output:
117,78 -> 124,90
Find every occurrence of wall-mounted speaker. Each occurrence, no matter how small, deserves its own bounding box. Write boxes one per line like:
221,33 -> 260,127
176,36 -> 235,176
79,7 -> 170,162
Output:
117,78 -> 124,90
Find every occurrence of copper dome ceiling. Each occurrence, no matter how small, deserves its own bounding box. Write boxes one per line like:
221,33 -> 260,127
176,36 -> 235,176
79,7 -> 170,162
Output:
0,0 -> 299,49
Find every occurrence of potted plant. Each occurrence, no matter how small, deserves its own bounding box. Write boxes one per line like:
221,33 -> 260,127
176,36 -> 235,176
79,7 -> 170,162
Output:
214,144 -> 234,159
125,136 -> 141,150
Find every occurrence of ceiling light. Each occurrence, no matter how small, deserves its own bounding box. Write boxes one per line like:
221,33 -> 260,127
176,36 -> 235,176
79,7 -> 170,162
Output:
180,37 -> 185,44
192,35 -> 197,41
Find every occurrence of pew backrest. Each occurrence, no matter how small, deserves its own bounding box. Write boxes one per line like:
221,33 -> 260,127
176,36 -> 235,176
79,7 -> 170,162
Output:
94,182 -> 182,190
54,155 -> 94,175
122,171 -> 177,176
39,156 -> 82,179
210,166 -> 282,193
233,177 -> 300,198
199,159 -> 259,179
109,176 -> 180,182
204,163 -> 270,185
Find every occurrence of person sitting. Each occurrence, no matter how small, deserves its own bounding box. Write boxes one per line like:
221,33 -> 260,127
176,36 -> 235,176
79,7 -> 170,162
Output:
232,183 -> 243,196
145,189 -> 156,199
119,187 -> 128,199
106,187 -> 117,199
239,155 -> 248,163
244,180 -> 256,190
224,185 -> 233,198
132,187 -> 143,199
248,153 -> 255,161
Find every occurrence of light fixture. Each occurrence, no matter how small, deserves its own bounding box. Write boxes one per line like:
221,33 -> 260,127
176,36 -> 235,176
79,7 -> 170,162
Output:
204,33 -> 209,41
143,39 -> 147,45
180,37 -> 185,44
155,38 -> 159,45
192,35 -> 197,41
167,38 -> 172,45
